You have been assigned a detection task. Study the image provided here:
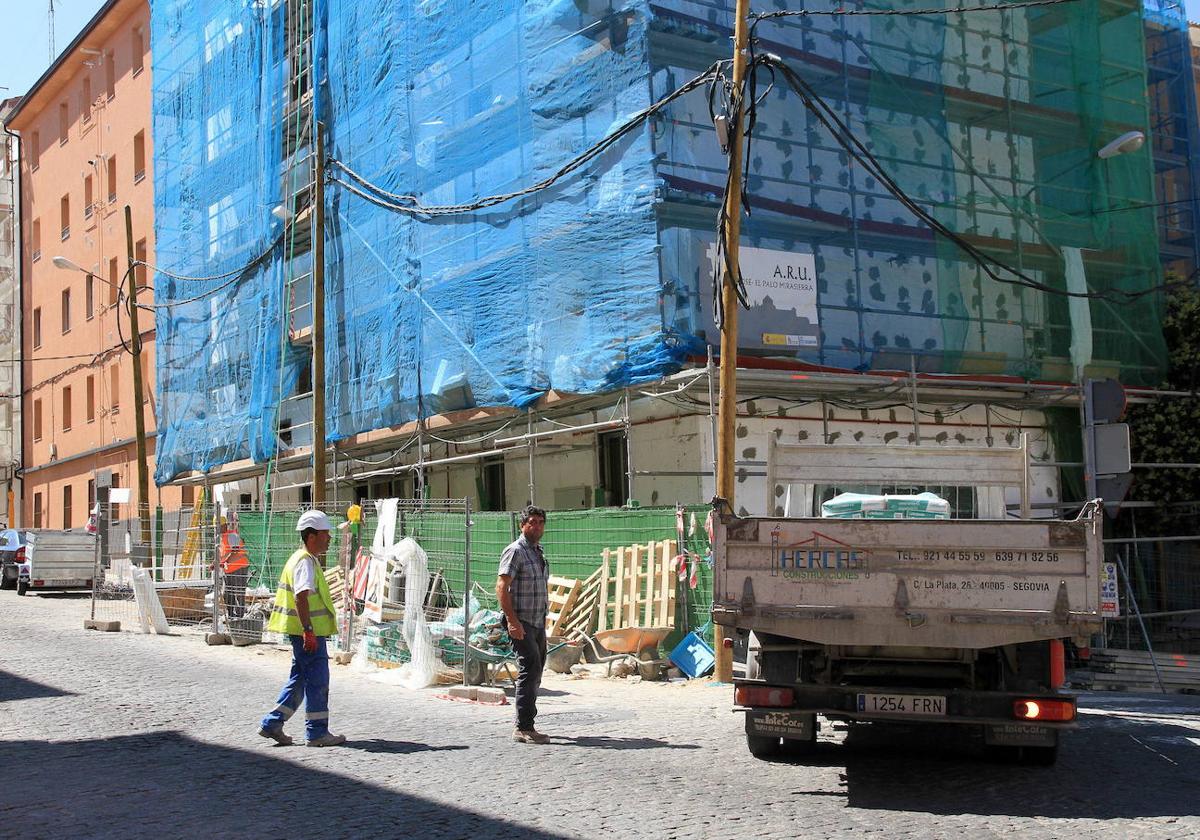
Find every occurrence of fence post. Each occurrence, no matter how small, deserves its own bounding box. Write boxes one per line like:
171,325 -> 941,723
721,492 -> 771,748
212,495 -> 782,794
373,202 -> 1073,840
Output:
154,505 -> 164,582
463,498 -> 472,687
90,509 -> 101,622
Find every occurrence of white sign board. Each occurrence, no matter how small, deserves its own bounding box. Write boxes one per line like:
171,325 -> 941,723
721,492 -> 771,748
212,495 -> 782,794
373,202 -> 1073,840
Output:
706,244 -> 820,349
108,488 -> 132,504
1100,561 -> 1120,618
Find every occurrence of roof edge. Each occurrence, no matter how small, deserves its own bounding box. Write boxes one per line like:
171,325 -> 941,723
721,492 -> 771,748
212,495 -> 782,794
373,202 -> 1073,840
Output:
4,0 -> 125,129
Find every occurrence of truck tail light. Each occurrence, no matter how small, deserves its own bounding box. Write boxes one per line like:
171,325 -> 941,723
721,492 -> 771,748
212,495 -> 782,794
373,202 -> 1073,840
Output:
1049,639 -> 1065,688
735,685 -> 794,707
16,547 -> 25,562
1013,698 -> 1075,722
33,580 -> 44,587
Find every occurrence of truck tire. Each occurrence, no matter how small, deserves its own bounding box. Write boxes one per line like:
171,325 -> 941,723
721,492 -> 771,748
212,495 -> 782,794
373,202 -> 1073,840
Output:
986,743 -> 1059,766
0,569 -> 13,590
746,732 -> 782,758
16,579 -> 28,596
1020,745 -> 1058,766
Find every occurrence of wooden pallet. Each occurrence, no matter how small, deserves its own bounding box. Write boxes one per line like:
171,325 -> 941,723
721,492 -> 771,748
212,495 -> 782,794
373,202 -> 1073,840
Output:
598,540 -> 676,631
558,567 -> 603,638
545,575 -> 582,636
325,566 -> 346,603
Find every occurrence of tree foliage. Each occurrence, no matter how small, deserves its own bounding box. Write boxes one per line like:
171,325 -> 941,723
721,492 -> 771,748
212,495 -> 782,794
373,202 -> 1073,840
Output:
1127,285 -> 1200,524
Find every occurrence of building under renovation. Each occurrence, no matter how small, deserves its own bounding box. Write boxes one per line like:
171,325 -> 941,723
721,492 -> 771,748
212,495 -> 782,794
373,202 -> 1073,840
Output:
149,0 -> 1180,521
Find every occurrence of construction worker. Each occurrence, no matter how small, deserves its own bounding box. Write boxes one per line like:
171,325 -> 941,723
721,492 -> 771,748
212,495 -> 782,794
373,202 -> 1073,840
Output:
497,505 -> 551,744
258,510 -> 346,748
219,516 -> 250,619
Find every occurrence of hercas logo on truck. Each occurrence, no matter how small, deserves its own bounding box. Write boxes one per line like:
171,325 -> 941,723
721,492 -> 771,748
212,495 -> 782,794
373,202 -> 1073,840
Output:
774,531 -> 869,581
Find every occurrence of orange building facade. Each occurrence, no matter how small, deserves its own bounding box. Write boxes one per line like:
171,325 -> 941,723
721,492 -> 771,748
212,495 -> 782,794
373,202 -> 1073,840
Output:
6,0 -> 189,530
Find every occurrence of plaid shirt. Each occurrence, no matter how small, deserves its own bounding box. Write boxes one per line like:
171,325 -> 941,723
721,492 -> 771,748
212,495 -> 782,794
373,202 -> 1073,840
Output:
498,534 -> 549,626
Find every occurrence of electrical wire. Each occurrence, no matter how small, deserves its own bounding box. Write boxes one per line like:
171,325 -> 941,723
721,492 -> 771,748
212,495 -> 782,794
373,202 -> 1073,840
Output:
738,52 -> 1186,304
327,62 -> 726,217
752,0 -> 1084,20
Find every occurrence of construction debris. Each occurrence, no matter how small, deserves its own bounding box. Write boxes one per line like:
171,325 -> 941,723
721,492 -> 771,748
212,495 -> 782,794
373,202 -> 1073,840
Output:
1073,648 -> 1200,694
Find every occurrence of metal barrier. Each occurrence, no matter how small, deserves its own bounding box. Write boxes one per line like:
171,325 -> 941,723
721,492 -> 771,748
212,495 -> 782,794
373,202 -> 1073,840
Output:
1104,535 -> 1200,656
90,503 -> 218,632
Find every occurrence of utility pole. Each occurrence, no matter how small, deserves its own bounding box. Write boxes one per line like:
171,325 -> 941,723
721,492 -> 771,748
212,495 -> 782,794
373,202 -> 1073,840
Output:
125,205 -> 151,560
311,124 -> 326,505
714,0 -> 751,684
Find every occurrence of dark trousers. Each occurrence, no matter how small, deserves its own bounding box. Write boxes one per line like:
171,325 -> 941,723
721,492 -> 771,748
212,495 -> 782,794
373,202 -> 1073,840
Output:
511,621 -> 547,731
223,566 -> 248,619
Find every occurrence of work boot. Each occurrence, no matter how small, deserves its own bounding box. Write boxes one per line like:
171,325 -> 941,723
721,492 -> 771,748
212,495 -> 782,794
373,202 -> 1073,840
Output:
258,726 -> 293,746
306,732 -> 347,747
513,728 -> 550,744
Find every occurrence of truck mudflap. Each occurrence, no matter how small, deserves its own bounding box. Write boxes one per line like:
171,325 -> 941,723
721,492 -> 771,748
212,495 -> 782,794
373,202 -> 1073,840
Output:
734,680 -> 1079,732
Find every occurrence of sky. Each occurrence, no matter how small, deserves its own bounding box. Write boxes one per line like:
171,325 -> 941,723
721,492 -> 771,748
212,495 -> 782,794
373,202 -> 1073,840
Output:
0,0 -> 107,101
0,0 -> 1198,101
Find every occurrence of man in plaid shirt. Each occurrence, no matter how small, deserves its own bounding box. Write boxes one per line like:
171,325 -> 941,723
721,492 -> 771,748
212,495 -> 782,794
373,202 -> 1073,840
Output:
496,505 -> 550,743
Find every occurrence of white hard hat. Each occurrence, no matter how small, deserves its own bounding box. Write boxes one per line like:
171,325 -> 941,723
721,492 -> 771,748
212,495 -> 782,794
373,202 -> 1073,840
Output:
296,510 -> 332,532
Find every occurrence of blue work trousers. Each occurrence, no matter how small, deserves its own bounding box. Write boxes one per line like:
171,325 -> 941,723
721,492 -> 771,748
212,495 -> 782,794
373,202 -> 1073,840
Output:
261,635 -> 330,740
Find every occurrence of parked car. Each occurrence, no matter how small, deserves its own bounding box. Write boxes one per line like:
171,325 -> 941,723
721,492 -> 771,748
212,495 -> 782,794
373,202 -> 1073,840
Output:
0,529 -> 26,590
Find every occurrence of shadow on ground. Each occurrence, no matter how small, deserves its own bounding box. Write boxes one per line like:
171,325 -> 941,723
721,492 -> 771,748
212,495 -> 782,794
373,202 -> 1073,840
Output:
342,738 -> 469,755
778,693 -> 1200,820
0,732 -> 567,838
0,669 -> 76,703
550,735 -> 700,750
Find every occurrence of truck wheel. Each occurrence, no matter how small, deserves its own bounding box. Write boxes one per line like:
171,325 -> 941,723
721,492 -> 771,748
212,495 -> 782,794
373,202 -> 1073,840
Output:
0,570 -> 13,590
986,744 -> 1058,766
16,579 -> 28,596
746,733 -> 782,758
1019,745 -> 1058,766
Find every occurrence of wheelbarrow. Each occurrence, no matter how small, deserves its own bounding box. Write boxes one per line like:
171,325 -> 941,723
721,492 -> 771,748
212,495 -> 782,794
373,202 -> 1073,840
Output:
463,639 -> 576,686
584,627 -> 674,681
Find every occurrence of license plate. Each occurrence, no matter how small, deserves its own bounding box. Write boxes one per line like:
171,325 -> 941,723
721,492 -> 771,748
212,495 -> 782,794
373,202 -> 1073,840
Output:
857,693 -> 946,717
746,710 -> 815,739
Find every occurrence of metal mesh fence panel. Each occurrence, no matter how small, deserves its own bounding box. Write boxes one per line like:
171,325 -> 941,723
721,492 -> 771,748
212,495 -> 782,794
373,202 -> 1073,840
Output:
91,503 -> 217,631
1105,537 -> 1200,656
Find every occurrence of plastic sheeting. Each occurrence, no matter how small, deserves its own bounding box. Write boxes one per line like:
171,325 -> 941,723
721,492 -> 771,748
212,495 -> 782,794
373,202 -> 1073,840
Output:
152,0 -> 1171,484
322,0 -> 683,441
152,0 -> 304,483
652,0 -> 1166,382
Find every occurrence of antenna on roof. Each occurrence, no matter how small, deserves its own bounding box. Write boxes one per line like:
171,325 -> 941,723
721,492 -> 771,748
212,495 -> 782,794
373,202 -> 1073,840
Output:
48,0 -> 57,63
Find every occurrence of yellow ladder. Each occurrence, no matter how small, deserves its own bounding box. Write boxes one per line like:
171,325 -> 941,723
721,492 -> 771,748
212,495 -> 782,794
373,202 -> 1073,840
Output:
177,488 -> 206,580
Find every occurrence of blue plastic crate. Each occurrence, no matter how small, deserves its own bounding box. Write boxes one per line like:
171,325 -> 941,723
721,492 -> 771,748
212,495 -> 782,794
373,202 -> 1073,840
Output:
669,630 -> 715,679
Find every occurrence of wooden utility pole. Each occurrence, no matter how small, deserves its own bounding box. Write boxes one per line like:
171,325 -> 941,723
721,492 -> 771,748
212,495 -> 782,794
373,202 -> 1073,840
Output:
714,0 -> 751,684
125,205 -> 152,558
311,124 -> 327,505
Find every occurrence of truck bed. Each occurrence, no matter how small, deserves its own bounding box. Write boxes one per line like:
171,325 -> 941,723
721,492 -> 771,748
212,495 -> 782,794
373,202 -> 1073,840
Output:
712,509 -> 1104,649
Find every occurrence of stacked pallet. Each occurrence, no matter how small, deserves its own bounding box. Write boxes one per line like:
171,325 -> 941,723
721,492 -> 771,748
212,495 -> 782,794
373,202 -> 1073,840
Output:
555,568 -> 603,638
1075,649 -> 1200,694
598,540 -> 677,631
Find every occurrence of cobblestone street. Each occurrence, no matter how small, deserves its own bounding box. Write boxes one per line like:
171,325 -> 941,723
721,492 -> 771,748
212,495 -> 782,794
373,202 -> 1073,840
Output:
2,589 -> 1199,839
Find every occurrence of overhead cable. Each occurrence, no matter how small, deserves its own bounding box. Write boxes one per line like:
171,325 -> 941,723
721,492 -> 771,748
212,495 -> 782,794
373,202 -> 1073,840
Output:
752,0 -> 1084,19
328,62 -> 727,217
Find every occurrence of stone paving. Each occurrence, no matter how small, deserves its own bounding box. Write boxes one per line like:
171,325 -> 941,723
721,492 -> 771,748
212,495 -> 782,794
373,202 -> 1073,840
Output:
2,588 -> 1199,839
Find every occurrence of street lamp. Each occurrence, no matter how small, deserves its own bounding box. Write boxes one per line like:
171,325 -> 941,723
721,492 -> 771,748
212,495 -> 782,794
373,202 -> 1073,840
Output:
1097,130 -> 1145,160
51,255 -> 88,273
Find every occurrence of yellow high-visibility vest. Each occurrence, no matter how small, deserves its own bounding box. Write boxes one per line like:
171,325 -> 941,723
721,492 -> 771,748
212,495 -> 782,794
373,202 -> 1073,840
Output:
267,547 -> 337,637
